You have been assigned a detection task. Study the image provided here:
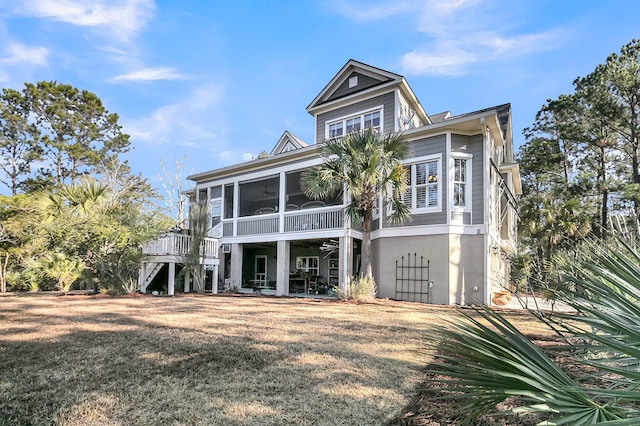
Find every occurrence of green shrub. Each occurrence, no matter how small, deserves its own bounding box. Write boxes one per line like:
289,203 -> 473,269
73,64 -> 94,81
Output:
334,275 -> 377,301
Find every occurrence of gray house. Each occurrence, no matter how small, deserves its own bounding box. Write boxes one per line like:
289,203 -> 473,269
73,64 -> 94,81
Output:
141,60 -> 521,305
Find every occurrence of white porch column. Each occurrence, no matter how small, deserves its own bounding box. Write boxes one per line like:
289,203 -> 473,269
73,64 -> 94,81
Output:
184,269 -> 190,293
230,243 -> 243,289
276,240 -> 289,296
213,264 -> 219,294
168,262 -> 176,296
339,236 -> 353,293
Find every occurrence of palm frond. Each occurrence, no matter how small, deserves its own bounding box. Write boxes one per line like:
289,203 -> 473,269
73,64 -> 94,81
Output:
427,238 -> 640,423
427,307 -> 631,424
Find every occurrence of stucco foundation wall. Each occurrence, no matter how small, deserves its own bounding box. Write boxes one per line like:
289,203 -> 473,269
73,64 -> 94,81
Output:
372,235 -> 451,304
371,233 -> 486,305
448,234 -> 485,305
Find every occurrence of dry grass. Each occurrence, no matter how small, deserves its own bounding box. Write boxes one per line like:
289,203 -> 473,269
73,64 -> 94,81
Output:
0,293 -> 552,425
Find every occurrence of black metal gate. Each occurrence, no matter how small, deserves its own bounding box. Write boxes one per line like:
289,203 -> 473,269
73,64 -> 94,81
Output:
395,253 -> 431,303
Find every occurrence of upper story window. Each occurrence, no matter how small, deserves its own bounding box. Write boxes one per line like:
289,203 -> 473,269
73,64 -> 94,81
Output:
329,121 -> 343,138
326,107 -> 382,140
401,155 -> 441,212
210,185 -> 222,227
453,158 -> 467,208
452,154 -> 472,211
364,111 -> 380,133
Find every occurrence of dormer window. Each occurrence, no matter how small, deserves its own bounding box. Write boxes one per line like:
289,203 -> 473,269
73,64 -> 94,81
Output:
325,107 -> 383,140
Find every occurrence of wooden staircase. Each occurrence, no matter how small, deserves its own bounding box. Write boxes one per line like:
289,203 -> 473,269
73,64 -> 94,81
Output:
139,262 -> 163,293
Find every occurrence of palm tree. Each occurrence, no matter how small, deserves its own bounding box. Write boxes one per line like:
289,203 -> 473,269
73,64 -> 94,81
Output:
427,239 -> 640,424
302,128 -> 410,280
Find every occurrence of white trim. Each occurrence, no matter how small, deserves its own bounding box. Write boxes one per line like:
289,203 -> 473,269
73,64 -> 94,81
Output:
371,224 -> 486,239
255,255 -> 268,284
483,126 -> 491,303
394,90 -> 400,133
445,132 -> 451,225
450,152 -> 473,215
324,105 -> 384,139
306,60 -> 401,112
401,153 -> 442,214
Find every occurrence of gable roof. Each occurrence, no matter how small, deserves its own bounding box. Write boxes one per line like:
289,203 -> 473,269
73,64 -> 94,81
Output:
306,59 -> 430,125
306,60 -> 401,111
269,130 -> 308,156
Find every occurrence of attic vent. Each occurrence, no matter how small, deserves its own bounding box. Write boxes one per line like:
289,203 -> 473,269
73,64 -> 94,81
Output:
348,76 -> 358,88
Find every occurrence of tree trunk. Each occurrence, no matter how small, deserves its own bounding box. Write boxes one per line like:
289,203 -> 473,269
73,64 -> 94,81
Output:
0,252 -> 8,292
599,145 -> 609,239
361,210 -> 372,279
601,188 -> 609,239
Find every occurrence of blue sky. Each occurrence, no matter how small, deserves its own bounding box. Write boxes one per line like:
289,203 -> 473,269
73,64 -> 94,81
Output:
0,0 -> 639,194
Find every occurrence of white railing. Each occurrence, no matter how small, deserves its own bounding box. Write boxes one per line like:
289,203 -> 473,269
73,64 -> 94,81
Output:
208,222 -> 223,238
285,207 -> 343,232
142,233 -> 218,258
220,206 -> 345,237
237,214 -> 279,236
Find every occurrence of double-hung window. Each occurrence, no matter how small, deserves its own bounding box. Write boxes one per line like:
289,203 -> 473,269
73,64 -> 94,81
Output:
452,155 -> 472,211
326,107 -> 382,139
400,156 -> 441,212
363,111 -> 380,133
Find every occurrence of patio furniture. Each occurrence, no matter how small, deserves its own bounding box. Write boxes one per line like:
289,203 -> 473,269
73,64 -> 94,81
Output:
255,206 -> 275,215
300,200 -> 325,209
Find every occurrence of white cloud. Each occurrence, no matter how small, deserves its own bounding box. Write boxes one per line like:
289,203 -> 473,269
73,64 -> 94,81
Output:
401,49 -> 476,76
331,0 -> 562,76
407,0 -> 563,76
124,83 -> 225,147
14,0 -> 155,42
324,0 -> 417,22
112,67 -> 187,82
0,41 -> 49,65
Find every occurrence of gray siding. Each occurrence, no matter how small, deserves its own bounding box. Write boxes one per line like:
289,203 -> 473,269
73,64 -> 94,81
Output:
451,134 -> 468,151
385,134 -> 447,227
327,72 -> 389,102
410,134 -> 446,158
470,134 -> 484,224
315,92 -> 395,143
451,133 -> 484,225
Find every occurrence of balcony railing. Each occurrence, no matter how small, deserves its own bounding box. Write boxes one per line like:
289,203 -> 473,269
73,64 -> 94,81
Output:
237,215 -> 279,236
284,208 -> 343,232
222,205 -> 345,237
142,233 -> 218,258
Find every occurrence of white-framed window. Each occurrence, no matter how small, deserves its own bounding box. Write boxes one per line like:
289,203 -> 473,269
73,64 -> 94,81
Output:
364,111 -> 380,133
210,198 -> 222,227
329,121 -> 343,138
400,155 -> 441,212
372,196 -> 380,219
452,154 -> 472,211
296,256 -> 319,275
326,107 -> 383,139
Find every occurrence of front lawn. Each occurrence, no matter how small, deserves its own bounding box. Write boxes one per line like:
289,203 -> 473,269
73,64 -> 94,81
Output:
0,294 -> 550,425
